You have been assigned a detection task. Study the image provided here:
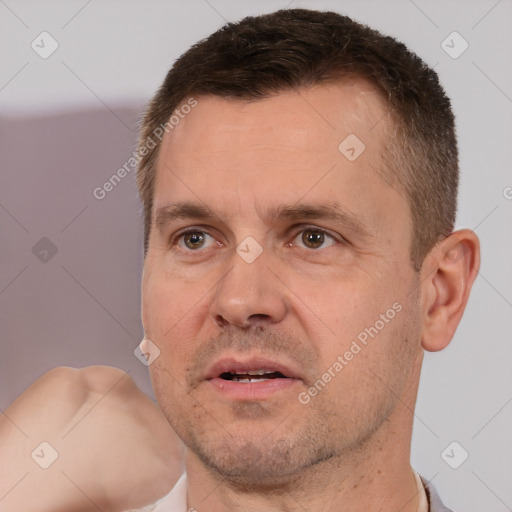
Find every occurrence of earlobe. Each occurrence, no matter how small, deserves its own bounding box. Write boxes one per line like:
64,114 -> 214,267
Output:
421,229 -> 480,352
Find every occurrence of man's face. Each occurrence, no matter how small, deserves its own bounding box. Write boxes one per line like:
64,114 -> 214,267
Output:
142,81 -> 423,484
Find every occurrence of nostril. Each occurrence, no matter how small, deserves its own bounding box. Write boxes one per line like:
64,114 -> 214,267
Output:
215,313 -> 271,329
247,313 -> 271,323
215,315 -> 230,328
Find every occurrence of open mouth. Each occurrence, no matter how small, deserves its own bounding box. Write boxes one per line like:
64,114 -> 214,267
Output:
206,358 -> 300,399
219,370 -> 287,383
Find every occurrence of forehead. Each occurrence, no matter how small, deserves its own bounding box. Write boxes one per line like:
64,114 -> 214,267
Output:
160,80 -> 388,162
152,81 -> 407,237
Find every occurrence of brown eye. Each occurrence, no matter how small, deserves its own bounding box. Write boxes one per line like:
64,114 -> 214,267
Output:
174,229 -> 221,253
290,228 -> 337,250
302,230 -> 325,249
180,231 -> 209,250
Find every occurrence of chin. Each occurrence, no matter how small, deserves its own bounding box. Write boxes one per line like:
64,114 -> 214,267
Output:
188,428 -> 336,491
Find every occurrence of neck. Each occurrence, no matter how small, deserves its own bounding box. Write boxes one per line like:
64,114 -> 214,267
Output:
185,354 -> 424,512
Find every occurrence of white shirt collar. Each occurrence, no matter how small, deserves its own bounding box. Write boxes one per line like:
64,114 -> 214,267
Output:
414,469 -> 429,512
151,472 -> 188,512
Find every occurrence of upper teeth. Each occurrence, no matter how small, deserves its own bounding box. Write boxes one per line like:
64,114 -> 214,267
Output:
230,370 -> 273,375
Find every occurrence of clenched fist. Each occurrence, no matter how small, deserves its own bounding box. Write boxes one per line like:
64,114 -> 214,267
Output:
0,366 -> 184,512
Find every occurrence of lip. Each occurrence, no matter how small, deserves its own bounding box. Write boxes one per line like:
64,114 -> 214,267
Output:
204,356 -> 303,400
205,356 -> 302,381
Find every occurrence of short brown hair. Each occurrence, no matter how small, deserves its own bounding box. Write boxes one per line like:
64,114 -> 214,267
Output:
137,8 -> 458,271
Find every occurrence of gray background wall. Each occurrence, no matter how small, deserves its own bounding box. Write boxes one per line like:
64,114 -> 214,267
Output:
1,1 -> 511,510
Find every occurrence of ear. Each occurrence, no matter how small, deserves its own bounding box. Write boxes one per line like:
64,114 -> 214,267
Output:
420,229 -> 480,352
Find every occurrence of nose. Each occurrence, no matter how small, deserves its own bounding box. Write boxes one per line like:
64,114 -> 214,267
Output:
210,250 -> 288,329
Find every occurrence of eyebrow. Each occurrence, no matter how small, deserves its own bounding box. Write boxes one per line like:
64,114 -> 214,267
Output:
155,201 -> 373,238
155,202 -> 217,230
267,203 -> 372,237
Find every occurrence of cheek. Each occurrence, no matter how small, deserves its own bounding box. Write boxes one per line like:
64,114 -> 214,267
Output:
142,264 -> 210,357
300,269 -> 408,369
296,271 -> 386,342
314,300 -> 418,417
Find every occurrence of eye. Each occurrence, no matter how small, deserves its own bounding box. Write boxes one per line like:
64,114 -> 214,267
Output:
175,230 -> 219,251
290,227 -> 338,250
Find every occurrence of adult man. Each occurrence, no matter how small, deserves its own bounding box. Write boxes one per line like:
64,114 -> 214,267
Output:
1,7 -> 479,512
134,8 -> 479,512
